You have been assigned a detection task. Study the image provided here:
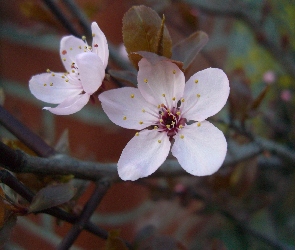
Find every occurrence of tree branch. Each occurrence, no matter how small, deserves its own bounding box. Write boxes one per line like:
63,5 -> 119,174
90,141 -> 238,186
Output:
1,138 -> 263,180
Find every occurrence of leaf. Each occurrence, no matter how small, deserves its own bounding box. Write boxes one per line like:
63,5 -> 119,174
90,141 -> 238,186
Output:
105,229 -> 128,250
28,183 -> 76,213
122,5 -> 172,69
108,70 -> 137,86
172,31 -> 208,70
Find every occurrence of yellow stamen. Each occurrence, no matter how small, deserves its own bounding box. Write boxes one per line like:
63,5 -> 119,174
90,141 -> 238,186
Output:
195,80 -> 199,83
123,116 -> 127,120
180,135 -> 184,139
158,140 -> 161,143
130,94 -> 134,98
135,132 -> 139,136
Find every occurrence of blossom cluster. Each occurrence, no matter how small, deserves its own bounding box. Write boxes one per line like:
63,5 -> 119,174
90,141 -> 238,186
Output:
29,22 -> 230,181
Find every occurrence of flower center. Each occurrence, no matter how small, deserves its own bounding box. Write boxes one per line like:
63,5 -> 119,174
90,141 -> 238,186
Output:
157,104 -> 186,137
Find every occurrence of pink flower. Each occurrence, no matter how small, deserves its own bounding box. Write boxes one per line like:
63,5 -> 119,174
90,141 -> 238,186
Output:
29,22 -> 108,115
99,59 -> 229,181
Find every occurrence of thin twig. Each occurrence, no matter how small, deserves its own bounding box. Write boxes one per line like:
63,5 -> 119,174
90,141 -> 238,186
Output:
0,106 -> 56,157
57,179 -> 111,250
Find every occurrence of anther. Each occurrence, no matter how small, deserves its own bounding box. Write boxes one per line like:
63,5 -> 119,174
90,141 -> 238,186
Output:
179,125 -> 183,129
197,94 -> 200,98
70,47 -> 73,50
43,83 -> 47,86
166,125 -> 170,128
154,126 -> 158,129
162,94 -> 165,97
176,111 -> 181,115
50,83 -> 53,86
82,36 -> 86,41
123,116 -> 127,120
130,94 -> 134,98
158,140 -> 161,143
65,79 -> 69,82
195,80 -> 199,83
181,98 -> 185,102
72,70 -> 75,73
160,119 -> 163,123
139,121 -> 143,124
173,70 -> 176,74
51,73 -> 55,76
46,69 -> 51,73
197,122 -> 201,127
172,97 -> 176,101
142,109 -> 145,112
92,33 -> 95,37
157,105 -> 161,108
144,78 -> 148,83
63,58 -> 66,61
79,46 -> 82,49
135,132 -> 139,136
180,135 -> 184,139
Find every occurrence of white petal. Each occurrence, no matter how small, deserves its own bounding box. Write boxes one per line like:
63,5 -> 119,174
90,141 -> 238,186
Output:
171,121 -> 227,176
60,36 -> 86,72
118,129 -> 171,181
137,59 -> 185,108
91,22 -> 109,69
44,93 -> 90,115
75,52 -> 105,94
99,87 -> 158,130
29,73 -> 83,104
181,68 -> 229,121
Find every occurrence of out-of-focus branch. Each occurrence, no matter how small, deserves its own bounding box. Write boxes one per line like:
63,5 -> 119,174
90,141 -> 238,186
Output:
0,106 -> 56,157
192,191 -> 295,250
57,179 -> 120,250
183,0 -> 295,79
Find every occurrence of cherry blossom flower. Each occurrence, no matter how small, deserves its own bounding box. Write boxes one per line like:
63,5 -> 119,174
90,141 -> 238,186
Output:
99,58 -> 229,181
29,22 -> 108,115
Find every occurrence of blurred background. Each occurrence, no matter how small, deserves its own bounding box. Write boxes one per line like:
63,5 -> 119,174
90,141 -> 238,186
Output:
0,0 -> 295,249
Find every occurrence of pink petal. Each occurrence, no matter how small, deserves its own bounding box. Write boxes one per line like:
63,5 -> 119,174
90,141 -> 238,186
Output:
75,52 -> 105,94
60,36 -> 86,72
91,22 -> 109,69
118,129 -> 171,181
29,73 -> 83,104
181,68 -> 229,121
43,93 -> 90,115
137,59 -> 185,108
99,87 -> 158,130
171,121 -> 227,176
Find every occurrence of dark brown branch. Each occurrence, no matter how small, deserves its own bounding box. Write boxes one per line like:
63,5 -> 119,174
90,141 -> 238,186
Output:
0,106 -> 56,157
57,179 -> 112,250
